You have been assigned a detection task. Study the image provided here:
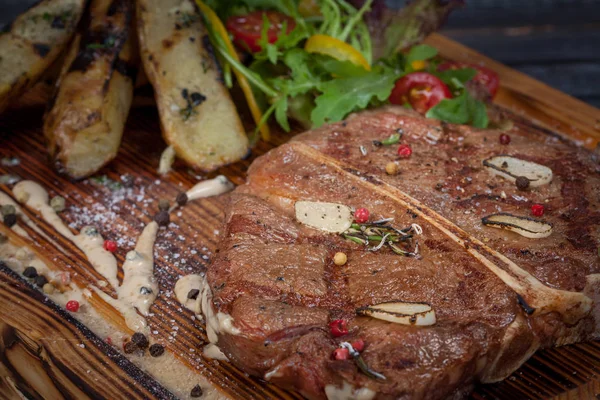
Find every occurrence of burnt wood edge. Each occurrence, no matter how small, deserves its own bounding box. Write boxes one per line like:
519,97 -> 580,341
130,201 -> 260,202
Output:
0,261 -> 177,400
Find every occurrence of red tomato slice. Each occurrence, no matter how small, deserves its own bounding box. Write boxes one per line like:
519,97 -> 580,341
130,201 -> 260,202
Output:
226,11 -> 296,53
389,72 -> 452,114
438,61 -> 500,98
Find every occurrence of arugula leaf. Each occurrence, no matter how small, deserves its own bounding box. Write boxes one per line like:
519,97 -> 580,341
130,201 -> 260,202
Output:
435,67 -> 477,91
275,96 -> 290,131
406,44 -> 438,64
425,91 -> 489,128
315,56 -> 370,78
311,66 -> 398,127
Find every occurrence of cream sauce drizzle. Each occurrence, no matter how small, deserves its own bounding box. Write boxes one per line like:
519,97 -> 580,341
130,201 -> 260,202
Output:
12,181 -> 119,288
5,176 -> 233,334
185,175 -> 234,202
118,221 -> 159,316
174,274 -> 240,358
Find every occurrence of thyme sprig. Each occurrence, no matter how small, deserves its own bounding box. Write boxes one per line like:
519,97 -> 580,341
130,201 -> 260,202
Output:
341,219 -> 421,257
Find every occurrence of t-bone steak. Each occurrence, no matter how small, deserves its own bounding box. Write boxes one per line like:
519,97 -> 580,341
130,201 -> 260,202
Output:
205,107 -> 600,399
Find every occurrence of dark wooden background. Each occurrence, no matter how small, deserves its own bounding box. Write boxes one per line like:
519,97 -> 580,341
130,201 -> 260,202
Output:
1,0 -> 600,107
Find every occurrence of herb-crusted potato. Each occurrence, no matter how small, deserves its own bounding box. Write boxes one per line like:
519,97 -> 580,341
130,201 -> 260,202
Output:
137,0 -> 249,171
43,0 -> 137,179
0,0 -> 85,113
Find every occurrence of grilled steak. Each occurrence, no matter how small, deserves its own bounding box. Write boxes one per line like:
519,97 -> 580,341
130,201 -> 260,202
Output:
205,107 -> 600,399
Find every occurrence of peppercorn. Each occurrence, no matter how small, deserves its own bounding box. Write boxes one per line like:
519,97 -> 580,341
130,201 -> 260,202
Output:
329,319 -> 349,337
3,213 -> 17,227
385,161 -> 399,175
158,199 -> 170,211
332,347 -> 350,360
354,208 -> 370,223
131,332 -> 149,349
103,240 -> 117,252
149,343 -> 165,357
397,144 -> 412,158
34,275 -> 48,287
154,211 -> 170,227
190,384 -> 203,398
351,339 -> 365,352
23,266 -> 38,278
333,252 -> 347,266
66,300 -> 80,312
1,204 -> 16,216
50,196 -> 66,212
531,204 -> 545,217
123,340 -> 137,354
515,176 -> 530,191
187,288 -> 200,300
43,283 -> 55,294
499,134 -> 511,145
176,192 -> 188,206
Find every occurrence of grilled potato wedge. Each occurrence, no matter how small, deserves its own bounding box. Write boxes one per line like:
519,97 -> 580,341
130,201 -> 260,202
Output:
137,0 -> 249,171
43,0 -> 138,179
0,0 -> 85,113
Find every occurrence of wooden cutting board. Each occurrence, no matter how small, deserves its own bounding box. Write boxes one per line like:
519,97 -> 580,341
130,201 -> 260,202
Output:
0,33 -> 599,400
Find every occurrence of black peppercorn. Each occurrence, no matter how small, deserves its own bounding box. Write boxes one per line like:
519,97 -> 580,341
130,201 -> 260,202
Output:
3,213 -> 17,227
181,88 -> 189,99
158,199 -> 170,211
149,343 -> 165,357
154,211 -> 170,227
123,340 -> 137,354
515,176 -> 530,191
23,266 -> 38,278
34,275 -> 48,287
187,289 -> 200,300
176,192 -> 188,206
190,385 -> 203,398
131,332 -> 149,349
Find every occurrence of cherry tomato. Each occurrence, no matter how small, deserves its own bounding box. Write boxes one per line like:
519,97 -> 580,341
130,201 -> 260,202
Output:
332,347 -> 351,360
354,208 -> 370,223
226,11 -> 296,53
389,72 -> 451,114
438,61 -> 500,98
329,319 -> 349,337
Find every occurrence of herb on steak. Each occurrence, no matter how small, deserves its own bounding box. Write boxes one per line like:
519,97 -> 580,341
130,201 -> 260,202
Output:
342,219 -> 421,256
373,133 -> 400,147
340,342 -> 386,380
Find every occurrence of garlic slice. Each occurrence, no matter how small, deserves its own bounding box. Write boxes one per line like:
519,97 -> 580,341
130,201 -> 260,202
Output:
482,213 -> 553,238
295,201 -> 353,233
357,301 -> 436,326
483,156 -> 553,187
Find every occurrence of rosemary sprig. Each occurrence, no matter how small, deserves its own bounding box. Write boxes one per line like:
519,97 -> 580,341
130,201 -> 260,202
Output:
341,220 -> 421,257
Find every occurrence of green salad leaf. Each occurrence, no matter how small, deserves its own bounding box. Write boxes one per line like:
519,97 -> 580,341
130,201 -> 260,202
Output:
426,91 -> 489,128
311,65 -> 398,127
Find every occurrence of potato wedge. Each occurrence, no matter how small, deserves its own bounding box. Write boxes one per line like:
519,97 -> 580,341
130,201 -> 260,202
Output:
43,0 -> 137,179
0,0 -> 85,113
137,0 -> 248,171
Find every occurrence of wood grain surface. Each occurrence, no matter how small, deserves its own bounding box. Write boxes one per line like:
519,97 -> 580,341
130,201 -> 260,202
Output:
0,34 -> 599,400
